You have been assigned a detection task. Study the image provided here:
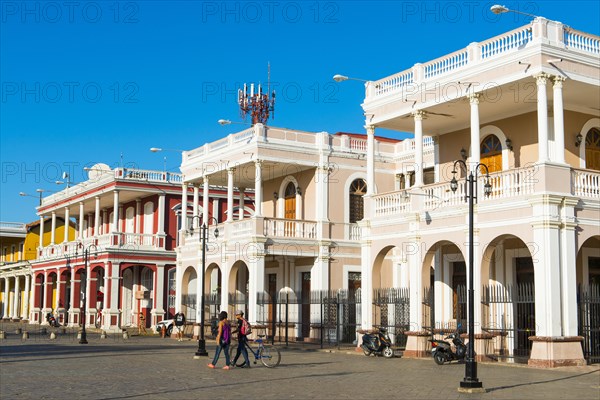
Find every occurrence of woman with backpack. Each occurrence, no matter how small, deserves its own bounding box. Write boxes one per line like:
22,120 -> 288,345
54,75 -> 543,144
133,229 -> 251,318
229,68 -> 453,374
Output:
207,311 -> 231,370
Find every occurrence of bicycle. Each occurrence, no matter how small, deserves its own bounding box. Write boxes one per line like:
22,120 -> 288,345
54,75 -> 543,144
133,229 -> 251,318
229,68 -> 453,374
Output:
229,335 -> 281,368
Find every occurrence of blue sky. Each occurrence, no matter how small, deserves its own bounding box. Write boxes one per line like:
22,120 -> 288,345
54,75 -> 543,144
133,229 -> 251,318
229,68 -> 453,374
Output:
1,0 -> 599,223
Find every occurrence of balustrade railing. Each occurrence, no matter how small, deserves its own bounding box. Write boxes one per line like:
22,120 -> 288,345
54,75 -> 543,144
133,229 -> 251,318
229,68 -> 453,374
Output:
565,29 -> 600,54
572,169 -> 600,199
373,192 -> 411,216
263,218 -> 317,239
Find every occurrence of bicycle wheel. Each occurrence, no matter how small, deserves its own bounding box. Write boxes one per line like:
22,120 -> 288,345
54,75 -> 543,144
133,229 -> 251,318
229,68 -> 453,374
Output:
259,344 -> 281,368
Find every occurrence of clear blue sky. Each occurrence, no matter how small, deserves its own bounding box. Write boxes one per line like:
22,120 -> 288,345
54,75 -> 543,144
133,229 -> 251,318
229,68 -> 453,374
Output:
2,0 -> 599,223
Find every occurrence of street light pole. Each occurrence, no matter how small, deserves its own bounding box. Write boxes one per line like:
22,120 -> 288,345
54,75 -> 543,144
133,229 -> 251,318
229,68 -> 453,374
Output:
451,160 -> 491,393
190,216 -> 219,358
78,243 -> 98,345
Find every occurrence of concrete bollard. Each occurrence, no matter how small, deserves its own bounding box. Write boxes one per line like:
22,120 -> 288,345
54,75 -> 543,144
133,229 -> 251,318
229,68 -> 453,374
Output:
77,329 -> 82,340
100,330 -> 107,339
123,330 -> 129,340
22,331 -> 29,340
50,332 -> 56,340
0,330 -> 5,339
15,328 -> 22,334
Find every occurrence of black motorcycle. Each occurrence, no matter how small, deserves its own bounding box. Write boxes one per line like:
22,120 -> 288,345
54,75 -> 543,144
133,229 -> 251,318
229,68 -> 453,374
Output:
46,312 -> 60,327
361,327 -> 394,358
429,332 -> 466,365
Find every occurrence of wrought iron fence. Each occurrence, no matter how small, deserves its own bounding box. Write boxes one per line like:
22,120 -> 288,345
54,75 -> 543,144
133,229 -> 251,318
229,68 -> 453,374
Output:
372,287 -> 410,347
578,284 -> 600,364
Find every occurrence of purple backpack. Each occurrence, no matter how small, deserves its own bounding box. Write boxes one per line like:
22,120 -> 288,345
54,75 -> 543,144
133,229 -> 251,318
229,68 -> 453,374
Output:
222,322 -> 231,344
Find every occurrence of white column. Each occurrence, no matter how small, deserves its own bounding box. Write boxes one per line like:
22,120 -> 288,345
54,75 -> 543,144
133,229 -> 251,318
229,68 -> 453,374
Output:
50,212 -> 56,245
407,239 -> 424,330
238,188 -> 245,220
12,276 -> 20,318
69,268 -> 76,313
154,265 -> 165,313
181,183 -> 188,230
78,202 -> 84,239
157,194 -> 166,234
535,73 -> 549,163
561,199 -> 579,336
175,263 -> 183,313
2,278 -> 10,318
23,275 -> 30,319
63,207 -> 70,243
553,76 -> 566,164
366,125 -> 375,195
94,196 -> 101,235
413,111 -> 425,187
248,252 -> 266,324
39,215 -> 45,248
42,272 -> 48,310
55,269 -> 61,311
84,265 -> 91,326
295,187 -> 303,220
254,161 -> 263,217
469,93 -> 481,170
193,184 -> 200,227
135,199 -> 142,233
361,241 -> 373,328
112,191 -> 119,232
227,168 -> 235,222
203,177 -> 209,225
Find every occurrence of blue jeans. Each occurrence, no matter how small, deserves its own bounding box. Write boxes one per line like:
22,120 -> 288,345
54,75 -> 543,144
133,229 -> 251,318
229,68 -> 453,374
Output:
233,336 -> 250,366
211,341 -> 230,366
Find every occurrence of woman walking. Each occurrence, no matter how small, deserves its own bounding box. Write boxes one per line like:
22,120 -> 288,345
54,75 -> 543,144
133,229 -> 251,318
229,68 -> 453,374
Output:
207,311 -> 231,370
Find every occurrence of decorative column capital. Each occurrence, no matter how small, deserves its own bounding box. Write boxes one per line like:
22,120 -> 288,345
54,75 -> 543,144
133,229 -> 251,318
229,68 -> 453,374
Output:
227,167 -> 236,174
552,75 -> 566,87
468,93 -> 480,104
202,175 -> 209,184
534,73 -> 550,85
365,125 -> 376,135
254,159 -> 263,167
412,110 -> 426,121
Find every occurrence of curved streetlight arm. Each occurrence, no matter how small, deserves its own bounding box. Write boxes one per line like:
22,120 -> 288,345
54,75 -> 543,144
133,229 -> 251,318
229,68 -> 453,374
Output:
490,4 -> 539,19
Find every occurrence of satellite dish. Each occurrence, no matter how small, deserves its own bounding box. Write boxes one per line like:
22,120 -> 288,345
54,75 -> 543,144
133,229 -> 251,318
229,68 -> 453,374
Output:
87,163 -> 111,180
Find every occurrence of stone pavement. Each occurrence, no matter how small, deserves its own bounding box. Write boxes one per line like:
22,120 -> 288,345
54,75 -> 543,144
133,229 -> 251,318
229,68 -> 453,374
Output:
1,322 -> 599,400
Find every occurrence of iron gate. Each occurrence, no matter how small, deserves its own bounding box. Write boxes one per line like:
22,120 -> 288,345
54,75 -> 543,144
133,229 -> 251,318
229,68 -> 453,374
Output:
373,288 -> 410,347
578,284 -> 600,364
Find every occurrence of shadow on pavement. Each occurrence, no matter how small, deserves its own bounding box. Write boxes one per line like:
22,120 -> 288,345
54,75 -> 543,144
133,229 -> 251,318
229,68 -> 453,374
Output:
486,369 -> 600,392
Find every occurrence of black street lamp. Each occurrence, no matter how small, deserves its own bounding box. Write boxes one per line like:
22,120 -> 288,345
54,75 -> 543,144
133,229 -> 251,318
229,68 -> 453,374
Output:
189,216 -> 219,358
76,243 -> 98,345
450,160 -> 491,393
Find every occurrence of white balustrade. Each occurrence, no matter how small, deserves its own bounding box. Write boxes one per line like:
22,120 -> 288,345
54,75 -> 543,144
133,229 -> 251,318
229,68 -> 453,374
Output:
484,166 -> 536,200
480,26 -> 532,60
373,192 -> 411,217
350,137 -> 367,152
230,220 -> 252,238
423,49 -> 468,79
232,127 -> 255,143
572,169 -> 600,199
565,29 -> 600,54
374,70 -> 414,96
263,218 -> 317,239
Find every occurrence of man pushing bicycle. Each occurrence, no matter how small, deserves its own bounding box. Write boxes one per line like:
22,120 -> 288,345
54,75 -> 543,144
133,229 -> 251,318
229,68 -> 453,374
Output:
231,310 -> 251,368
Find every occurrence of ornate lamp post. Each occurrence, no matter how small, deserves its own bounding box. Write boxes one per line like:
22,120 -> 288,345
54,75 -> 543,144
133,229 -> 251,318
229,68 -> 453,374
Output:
450,160 -> 491,393
189,216 -> 219,357
76,243 -> 98,344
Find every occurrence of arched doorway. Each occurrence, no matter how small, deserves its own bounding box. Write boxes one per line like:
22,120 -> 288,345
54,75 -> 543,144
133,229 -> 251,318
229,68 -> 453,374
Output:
481,235 -> 535,361
349,179 -> 367,223
229,261 -> 249,317
576,235 -> 600,363
182,266 -> 197,322
585,128 -> 600,171
481,134 -> 503,173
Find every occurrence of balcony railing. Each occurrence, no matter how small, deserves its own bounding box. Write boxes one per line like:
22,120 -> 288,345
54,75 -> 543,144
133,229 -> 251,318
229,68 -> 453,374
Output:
572,169 -> 600,199
367,22 -> 599,102
373,165 -> 539,217
263,218 -> 317,239
37,232 -> 167,260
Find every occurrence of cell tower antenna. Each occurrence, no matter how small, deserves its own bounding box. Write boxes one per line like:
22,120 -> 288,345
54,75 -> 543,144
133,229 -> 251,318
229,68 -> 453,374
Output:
237,64 -> 276,125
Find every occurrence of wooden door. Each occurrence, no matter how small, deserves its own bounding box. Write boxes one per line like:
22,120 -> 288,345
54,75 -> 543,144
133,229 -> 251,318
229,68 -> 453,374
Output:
585,128 -> 600,171
284,183 -> 296,236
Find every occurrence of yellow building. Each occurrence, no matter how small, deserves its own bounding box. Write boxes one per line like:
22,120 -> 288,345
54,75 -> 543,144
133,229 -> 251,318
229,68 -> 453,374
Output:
0,218 -> 75,320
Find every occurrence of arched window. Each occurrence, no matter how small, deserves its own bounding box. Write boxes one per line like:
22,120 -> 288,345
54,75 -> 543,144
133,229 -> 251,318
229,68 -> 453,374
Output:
143,202 -> 154,234
585,128 -> 600,171
349,179 -> 367,223
125,207 -> 135,233
480,135 -> 502,173
284,182 -> 296,220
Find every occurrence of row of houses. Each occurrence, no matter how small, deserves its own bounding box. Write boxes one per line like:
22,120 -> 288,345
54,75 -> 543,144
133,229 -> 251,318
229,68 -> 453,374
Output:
1,17 -> 599,367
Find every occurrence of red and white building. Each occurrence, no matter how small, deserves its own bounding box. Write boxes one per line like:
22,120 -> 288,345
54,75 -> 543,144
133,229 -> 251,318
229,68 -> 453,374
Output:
29,165 -> 250,332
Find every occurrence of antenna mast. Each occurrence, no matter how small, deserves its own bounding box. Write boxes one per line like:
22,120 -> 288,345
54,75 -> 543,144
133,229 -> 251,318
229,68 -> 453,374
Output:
237,64 -> 276,125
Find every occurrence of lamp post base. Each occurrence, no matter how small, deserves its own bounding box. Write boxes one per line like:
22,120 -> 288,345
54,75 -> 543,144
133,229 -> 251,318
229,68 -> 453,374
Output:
458,379 -> 484,393
193,339 -> 209,358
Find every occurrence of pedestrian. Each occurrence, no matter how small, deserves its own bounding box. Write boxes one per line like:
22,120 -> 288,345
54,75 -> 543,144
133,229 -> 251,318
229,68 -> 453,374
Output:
231,310 -> 251,368
207,311 -> 231,370
174,311 -> 186,341
138,312 -> 147,335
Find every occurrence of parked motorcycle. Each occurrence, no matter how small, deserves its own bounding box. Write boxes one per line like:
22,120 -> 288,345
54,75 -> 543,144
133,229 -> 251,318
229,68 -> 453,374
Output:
429,331 -> 466,365
46,312 -> 60,327
361,327 -> 394,358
